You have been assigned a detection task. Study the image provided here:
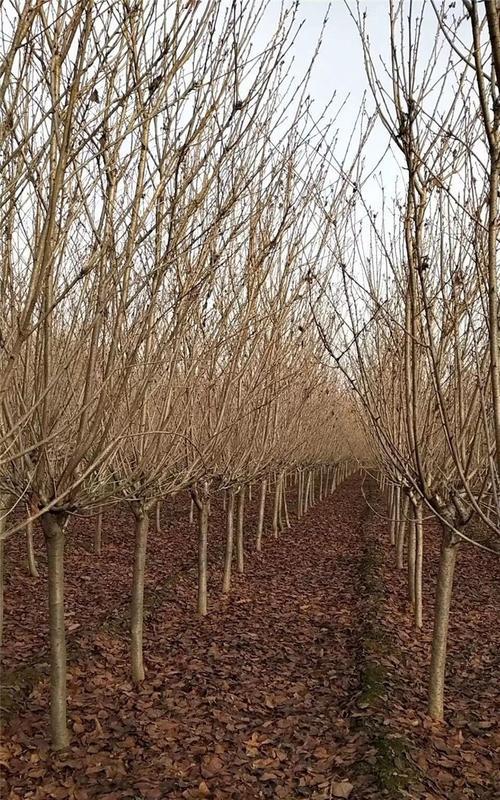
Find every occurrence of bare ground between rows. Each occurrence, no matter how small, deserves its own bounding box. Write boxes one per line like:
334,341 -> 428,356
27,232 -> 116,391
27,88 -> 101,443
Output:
1,477 -> 499,799
1,480 -> 371,798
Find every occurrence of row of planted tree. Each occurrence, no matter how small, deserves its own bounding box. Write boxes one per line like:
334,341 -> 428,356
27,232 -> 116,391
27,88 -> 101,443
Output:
316,0 -> 500,726
0,0 -> 365,750
1,0 -> 499,757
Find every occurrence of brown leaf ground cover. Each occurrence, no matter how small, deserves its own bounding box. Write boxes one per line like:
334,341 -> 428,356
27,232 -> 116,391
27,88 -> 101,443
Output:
1,478 -> 498,798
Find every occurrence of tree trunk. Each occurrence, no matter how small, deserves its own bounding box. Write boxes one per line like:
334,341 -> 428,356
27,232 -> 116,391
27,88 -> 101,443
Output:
272,475 -> 280,537
94,507 -> 103,556
237,485 -> 245,573
189,497 -> 194,524
388,483 -> 394,539
397,494 -> 409,569
304,471 -> 311,515
256,478 -> 266,552
131,509 -> 149,683
155,500 -> 161,533
414,500 -> 424,628
42,512 -> 69,751
277,472 -> 284,532
319,466 -> 323,501
407,515 -> 416,606
197,492 -> 209,616
297,471 -> 303,518
222,490 -> 235,593
428,525 -> 458,721
391,484 -> 400,546
26,516 -> 39,577
282,478 -> 290,528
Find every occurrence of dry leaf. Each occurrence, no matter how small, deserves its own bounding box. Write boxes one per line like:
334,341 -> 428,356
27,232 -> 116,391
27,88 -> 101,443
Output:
331,780 -> 354,798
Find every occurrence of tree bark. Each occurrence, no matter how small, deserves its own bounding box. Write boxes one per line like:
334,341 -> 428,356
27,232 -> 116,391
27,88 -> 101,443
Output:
155,500 -> 161,534
388,483 -> 394,540
397,493 -> 409,569
304,471 -> 311,515
256,478 -> 266,551
222,489 -> 235,593
26,516 -> 39,577
407,515 -> 416,606
428,524 -> 458,721
414,500 -> 424,629
131,508 -> 149,683
272,475 -> 280,537
282,477 -> 290,528
42,512 -> 70,751
195,489 -> 209,616
237,485 -> 245,573
277,472 -> 284,531
297,471 -> 303,518
391,484 -> 400,546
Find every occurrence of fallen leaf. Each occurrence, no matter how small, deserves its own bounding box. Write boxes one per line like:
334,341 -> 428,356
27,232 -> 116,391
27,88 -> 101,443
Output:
331,780 -> 354,798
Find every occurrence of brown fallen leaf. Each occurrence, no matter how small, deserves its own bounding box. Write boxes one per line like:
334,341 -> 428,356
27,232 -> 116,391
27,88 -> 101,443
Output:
201,753 -> 223,778
331,780 -> 354,798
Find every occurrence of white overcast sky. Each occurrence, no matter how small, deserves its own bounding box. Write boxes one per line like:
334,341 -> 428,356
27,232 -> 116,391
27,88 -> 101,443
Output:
254,0 -> 445,208
255,0 -> 409,206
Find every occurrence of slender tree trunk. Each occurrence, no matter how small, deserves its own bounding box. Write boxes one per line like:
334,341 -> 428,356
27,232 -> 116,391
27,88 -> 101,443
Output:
256,478 -> 266,551
131,508 -> 149,683
388,483 -> 394,539
428,525 -> 458,721
272,475 -> 280,537
196,492 -> 209,616
319,466 -> 323,501
222,490 -> 235,593
414,500 -> 424,628
391,484 -> 400,546
283,478 -> 290,528
277,472 -> 284,531
155,500 -> 161,534
397,494 -> 409,569
304,471 -> 311,514
408,514 -> 416,606
26,516 -> 39,577
297,471 -> 303,518
248,483 -> 252,503
237,485 -> 245,573
94,507 -> 103,556
189,497 -> 194,524
41,512 -> 69,751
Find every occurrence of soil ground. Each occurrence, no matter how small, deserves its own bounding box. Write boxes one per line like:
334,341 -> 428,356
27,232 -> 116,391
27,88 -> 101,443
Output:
1,477 -> 499,799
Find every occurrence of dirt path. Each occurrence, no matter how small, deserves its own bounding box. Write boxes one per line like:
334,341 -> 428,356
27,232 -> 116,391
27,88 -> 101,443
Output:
1,478 -> 498,799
